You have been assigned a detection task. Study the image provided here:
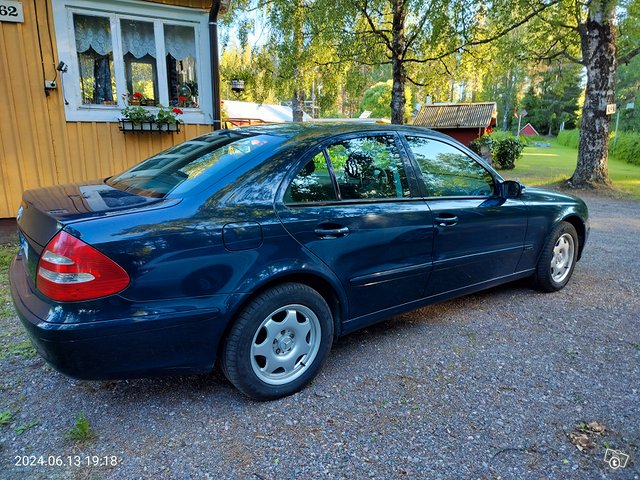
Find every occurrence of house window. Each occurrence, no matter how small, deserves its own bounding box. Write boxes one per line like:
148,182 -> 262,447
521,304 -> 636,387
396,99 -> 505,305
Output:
53,0 -> 211,124
73,14 -> 116,105
121,19 -> 159,104
165,24 -> 198,108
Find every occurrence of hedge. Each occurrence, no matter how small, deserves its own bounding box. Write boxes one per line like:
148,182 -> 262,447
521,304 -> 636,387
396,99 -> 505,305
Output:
556,129 -> 640,166
611,132 -> 640,166
557,129 -> 580,148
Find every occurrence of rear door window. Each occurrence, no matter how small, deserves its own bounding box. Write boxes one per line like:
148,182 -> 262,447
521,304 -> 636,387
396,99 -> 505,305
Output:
327,135 -> 410,200
284,152 -> 337,203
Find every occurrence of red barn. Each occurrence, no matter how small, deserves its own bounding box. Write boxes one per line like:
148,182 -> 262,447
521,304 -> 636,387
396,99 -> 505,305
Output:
519,123 -> 540,136
413,102 -> 497,146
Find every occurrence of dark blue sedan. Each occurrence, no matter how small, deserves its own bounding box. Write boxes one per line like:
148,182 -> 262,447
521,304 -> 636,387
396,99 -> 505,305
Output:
10,124 -> 589,400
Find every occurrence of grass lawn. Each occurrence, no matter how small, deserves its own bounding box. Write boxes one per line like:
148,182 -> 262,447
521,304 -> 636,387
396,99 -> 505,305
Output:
502,140 -> 640,200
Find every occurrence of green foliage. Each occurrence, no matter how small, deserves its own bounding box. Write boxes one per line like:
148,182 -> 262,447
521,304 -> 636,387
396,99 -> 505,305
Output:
120,106 -> 154,124
469,134 -> 492,155
615,56 -> 640,132
520,61 -> 582,136
492,135 -> 524,169
557,129 -> 580,148
610,132 -> 640,166
359,81 -> 412,120
0,410 -> 14,426
65,412 -> 96,442
15,418 -> 40,435
558,129 -> 640,166
470,133 -> 523,169
156,106 -> 182,125
120,106 -> 182,125
1,339 -> 36,359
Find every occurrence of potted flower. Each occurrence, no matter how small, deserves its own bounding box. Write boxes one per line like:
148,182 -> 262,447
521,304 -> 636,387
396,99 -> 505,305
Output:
119,104 -> 183,133
155,106 -> 183,132
128,92 -> 144,106
120,105 -> 155,132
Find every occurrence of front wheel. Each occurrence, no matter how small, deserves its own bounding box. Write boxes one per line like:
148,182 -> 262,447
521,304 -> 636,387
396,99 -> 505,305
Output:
221,283 -> 333,400
533,221 -> 579,292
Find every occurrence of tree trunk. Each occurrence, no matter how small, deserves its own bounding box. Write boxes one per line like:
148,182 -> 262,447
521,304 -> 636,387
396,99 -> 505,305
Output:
291,0 -> 305,122
570,1 -> 617,187
390,0 -> 407,125
292,88 -> 304,122
501,69 -> 515,131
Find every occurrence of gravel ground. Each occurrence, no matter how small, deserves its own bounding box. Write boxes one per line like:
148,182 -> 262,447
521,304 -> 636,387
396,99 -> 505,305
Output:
0,191 -> 638,480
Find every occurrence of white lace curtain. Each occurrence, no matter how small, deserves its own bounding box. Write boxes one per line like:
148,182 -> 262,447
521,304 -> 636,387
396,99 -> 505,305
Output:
74,15 -> 196,60
164,25 -> 196,61
74,14 -> 112,55
121,20 -> 156,59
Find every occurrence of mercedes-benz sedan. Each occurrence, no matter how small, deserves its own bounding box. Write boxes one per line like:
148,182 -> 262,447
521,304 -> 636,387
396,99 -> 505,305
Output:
9,124 -> 588,400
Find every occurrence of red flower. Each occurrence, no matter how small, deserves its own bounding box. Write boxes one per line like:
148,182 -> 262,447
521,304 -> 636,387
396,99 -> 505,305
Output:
132,92 -> 143,99
172,107 -> 183,115
178,95 -> 187,102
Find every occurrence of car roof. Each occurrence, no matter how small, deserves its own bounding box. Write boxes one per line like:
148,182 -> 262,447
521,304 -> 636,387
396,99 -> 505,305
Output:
204,122 -> 455,144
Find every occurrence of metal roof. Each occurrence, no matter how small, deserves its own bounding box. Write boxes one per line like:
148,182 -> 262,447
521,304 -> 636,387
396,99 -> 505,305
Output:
413,102 -> 497,128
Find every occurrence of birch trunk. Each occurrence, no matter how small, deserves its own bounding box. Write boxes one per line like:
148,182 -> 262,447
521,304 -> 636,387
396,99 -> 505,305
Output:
390,0 -> 407,125
571,0 -> 617,187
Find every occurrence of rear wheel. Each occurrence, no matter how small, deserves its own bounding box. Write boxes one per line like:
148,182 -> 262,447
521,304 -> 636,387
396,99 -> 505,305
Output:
533,221 -> 579,292
221,283 -> 333,400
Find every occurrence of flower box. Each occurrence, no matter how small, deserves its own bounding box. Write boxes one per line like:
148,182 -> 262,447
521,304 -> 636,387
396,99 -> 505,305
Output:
119,120 -> 180,134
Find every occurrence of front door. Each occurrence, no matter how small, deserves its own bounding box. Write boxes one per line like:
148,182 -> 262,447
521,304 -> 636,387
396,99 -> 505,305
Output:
276,133 -> 434,320
401,134 -> 528,297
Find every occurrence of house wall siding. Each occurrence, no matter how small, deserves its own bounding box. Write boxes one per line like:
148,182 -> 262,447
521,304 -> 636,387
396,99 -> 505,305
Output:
0,0 -> 213,219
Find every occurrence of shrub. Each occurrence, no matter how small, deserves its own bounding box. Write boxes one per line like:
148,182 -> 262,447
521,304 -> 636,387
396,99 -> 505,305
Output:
471,133 -> 524,169
469,134 -> 491,156
492,136 -> 524,169
610,132 -> 640,166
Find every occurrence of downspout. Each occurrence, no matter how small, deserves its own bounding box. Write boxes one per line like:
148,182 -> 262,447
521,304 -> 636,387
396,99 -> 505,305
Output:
209,1 -> 222,130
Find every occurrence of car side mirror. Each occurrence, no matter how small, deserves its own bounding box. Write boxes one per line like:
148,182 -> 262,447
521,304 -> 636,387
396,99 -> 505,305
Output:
501,180 -> 524,198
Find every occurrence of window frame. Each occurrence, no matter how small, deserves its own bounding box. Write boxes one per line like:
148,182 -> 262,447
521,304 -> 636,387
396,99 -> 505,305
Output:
400,134 -> 498,199
280,131 -> 421,207
52,0 -> 212,124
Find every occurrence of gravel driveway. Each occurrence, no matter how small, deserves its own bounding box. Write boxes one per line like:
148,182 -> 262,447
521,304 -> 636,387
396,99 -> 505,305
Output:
1,191 -> 638,480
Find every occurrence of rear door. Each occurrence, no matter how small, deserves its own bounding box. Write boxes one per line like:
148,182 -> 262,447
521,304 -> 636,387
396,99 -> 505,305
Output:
401,134 -> 528,297
276,132 -> 434,320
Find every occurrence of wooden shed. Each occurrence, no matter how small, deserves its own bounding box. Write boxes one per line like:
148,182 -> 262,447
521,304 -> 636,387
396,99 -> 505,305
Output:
413,102 -> 497,146
519,123 -> 540,136
0,0 -> 218,218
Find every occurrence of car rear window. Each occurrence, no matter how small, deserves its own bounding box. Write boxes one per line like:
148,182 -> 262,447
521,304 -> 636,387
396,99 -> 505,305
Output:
106,131 -> 276,197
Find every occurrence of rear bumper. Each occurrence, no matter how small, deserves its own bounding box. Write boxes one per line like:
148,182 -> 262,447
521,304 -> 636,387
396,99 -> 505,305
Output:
9,255 -> 232,380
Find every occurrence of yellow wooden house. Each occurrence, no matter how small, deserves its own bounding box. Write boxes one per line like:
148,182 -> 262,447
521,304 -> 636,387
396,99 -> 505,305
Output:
0,0 -> 218,218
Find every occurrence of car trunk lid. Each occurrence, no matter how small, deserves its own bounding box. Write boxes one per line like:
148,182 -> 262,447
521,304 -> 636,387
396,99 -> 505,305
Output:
16,180 -> 171,285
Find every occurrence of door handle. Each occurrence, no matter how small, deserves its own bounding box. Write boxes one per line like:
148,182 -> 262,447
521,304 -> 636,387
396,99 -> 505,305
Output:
314,225 -> 350,239
434,215 -> 458,227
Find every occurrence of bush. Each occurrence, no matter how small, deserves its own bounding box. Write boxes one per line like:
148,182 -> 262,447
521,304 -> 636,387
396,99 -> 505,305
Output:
610,132 -> 640,166
492,136 -> 524,169
557,129 -> 580,148
557,129 -> 640,166
471,133 -> 524,169
469,135 -> 491,156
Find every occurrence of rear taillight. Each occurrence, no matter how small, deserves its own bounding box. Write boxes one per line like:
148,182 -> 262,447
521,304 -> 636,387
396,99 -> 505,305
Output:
37,231 -> 129,302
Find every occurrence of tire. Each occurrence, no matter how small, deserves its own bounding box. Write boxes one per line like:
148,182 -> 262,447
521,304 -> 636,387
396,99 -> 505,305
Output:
533,221 -> 579,292
221,283 -> 333,401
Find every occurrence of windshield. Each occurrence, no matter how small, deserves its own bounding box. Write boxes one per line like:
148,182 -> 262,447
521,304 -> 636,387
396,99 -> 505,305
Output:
107,131 -> 275,197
